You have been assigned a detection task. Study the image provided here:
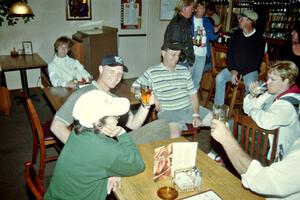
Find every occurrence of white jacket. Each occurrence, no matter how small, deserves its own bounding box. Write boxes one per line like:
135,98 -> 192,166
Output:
242,137 -> 300,199
243,90 -> 300,160
48,55 -> 91,87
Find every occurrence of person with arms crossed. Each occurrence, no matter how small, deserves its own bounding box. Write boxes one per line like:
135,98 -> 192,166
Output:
45,90 -> 145,200
131,42 -> 212,138
51,55 -> 170,144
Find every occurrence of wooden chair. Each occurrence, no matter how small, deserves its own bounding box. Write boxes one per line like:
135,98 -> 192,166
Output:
24,161 -> 45,200
204,42 -> 228,107
226,53 -> 270,118
41,68 -> 52,88
233,114 -> 279,166
22,93 -> 60,179
151,110 -> 200,141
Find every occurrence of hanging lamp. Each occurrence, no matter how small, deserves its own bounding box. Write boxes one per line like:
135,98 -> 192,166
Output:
9,2 -> 34,17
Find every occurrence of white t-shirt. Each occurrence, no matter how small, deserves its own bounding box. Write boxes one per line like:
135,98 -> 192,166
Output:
193,16 -> 206,56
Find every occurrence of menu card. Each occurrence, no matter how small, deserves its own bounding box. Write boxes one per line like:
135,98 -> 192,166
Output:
153,142 -> 198,181
182,190 -> 223,200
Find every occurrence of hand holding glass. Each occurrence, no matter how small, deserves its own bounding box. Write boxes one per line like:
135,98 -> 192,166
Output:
140,84 -> 152,105
249,81 -> 267,97
212,104 -> 228,123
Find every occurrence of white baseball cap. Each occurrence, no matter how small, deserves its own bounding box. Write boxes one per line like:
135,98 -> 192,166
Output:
73,90 -> 130,128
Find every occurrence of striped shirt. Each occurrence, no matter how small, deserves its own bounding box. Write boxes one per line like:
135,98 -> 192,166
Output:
132,63 -> 197,111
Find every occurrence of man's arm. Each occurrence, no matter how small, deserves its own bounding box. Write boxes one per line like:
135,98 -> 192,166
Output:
50,118 -> 71,144
211,119 -> 252,174
190,92 -> 199,115
125,106 -> 150,130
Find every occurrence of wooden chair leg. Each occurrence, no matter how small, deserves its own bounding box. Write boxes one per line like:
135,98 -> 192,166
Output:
228,86 -> 238,119
32,136 -> 38,164
39,146 -> 46,179
205,79 -> 215,107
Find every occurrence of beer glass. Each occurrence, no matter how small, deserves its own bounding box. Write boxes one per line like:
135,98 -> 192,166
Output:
140,84 -> 152,105
212,104 -> 228,123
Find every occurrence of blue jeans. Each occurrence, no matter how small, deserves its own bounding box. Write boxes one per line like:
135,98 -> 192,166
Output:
214,68 -> 258,105
190,55 -> 206,91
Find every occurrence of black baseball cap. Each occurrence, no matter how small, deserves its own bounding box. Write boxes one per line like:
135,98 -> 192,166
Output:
101,55 -> 128,72
161,41 -> 183,51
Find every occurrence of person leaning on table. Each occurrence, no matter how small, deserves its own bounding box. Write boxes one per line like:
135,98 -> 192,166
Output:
45,90 -> 145,200
50,55 -> 170,144
211,119 -> 300,199
48,36 -> 92,88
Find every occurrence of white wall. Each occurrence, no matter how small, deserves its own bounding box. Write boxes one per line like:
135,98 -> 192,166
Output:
0,0 -> 169,89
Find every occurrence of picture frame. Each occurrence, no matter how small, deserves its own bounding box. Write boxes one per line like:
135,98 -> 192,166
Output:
160,0 -> 177,21
66,0 -> 92,20
22,41 -> 33,55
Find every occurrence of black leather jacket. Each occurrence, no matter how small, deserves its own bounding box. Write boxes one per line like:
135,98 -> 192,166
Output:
164,14 -> 195,66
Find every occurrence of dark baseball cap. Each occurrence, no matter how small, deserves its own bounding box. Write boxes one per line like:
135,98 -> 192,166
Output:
101,55 -> 128,72
161,41 -> 183,51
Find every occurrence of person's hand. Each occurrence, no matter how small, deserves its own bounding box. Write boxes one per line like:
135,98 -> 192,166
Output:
154,96 -> 161,112
66,81 -> 77,88
214,24 -> 222,33
248,81 -> 259,97
192,116 -> 201,128
148,92 -> 155,105
107,177 -> 121,194
100,124 -> 124,137
210,119 -> 231,144
231,70 -> 241,85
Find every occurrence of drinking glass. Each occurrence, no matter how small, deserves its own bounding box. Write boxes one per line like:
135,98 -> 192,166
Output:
140,84 -> 152,105
249,81 -> 267,97
212,104 -> 228,123
157,186 -> 178,200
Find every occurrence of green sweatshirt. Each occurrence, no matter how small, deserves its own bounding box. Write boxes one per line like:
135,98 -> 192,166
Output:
44,130 -> 145,200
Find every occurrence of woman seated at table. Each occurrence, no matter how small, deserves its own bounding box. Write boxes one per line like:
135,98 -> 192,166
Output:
44,90 -> 145,200
48,36 -> 91,88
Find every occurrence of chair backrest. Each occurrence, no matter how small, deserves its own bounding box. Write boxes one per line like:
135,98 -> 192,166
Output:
22,94 -> 46,152
210,42 -> 228,76
41,68 -> 52,88
24,161 -> 45,199
233,114 -> 279,166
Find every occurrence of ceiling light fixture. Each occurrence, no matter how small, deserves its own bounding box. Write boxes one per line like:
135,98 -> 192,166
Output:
9,2 -> 34,17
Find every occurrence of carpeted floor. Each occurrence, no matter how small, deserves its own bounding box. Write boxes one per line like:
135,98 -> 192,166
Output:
0,87 -> 213,200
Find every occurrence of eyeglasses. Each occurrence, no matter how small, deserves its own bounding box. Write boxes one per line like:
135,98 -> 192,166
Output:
267,76 -> 282,82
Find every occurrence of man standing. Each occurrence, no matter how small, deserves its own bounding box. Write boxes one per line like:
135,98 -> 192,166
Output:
214,9 -> 265,106
51,55 -> 170,144
131,42 -> 212,138
164,0 -> 195,67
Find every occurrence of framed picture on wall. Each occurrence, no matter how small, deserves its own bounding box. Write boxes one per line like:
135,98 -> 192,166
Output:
22,41 -> 33,55
66,0 -> 92,20
160,0 -> 177,21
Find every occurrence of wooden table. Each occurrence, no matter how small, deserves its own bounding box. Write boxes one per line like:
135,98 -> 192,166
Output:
0,53 -> 47,97
114,137 -> 263,200
43,83 -> 139,112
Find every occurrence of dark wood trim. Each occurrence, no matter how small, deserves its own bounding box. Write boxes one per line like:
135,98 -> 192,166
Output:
118,34 -> 147,37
